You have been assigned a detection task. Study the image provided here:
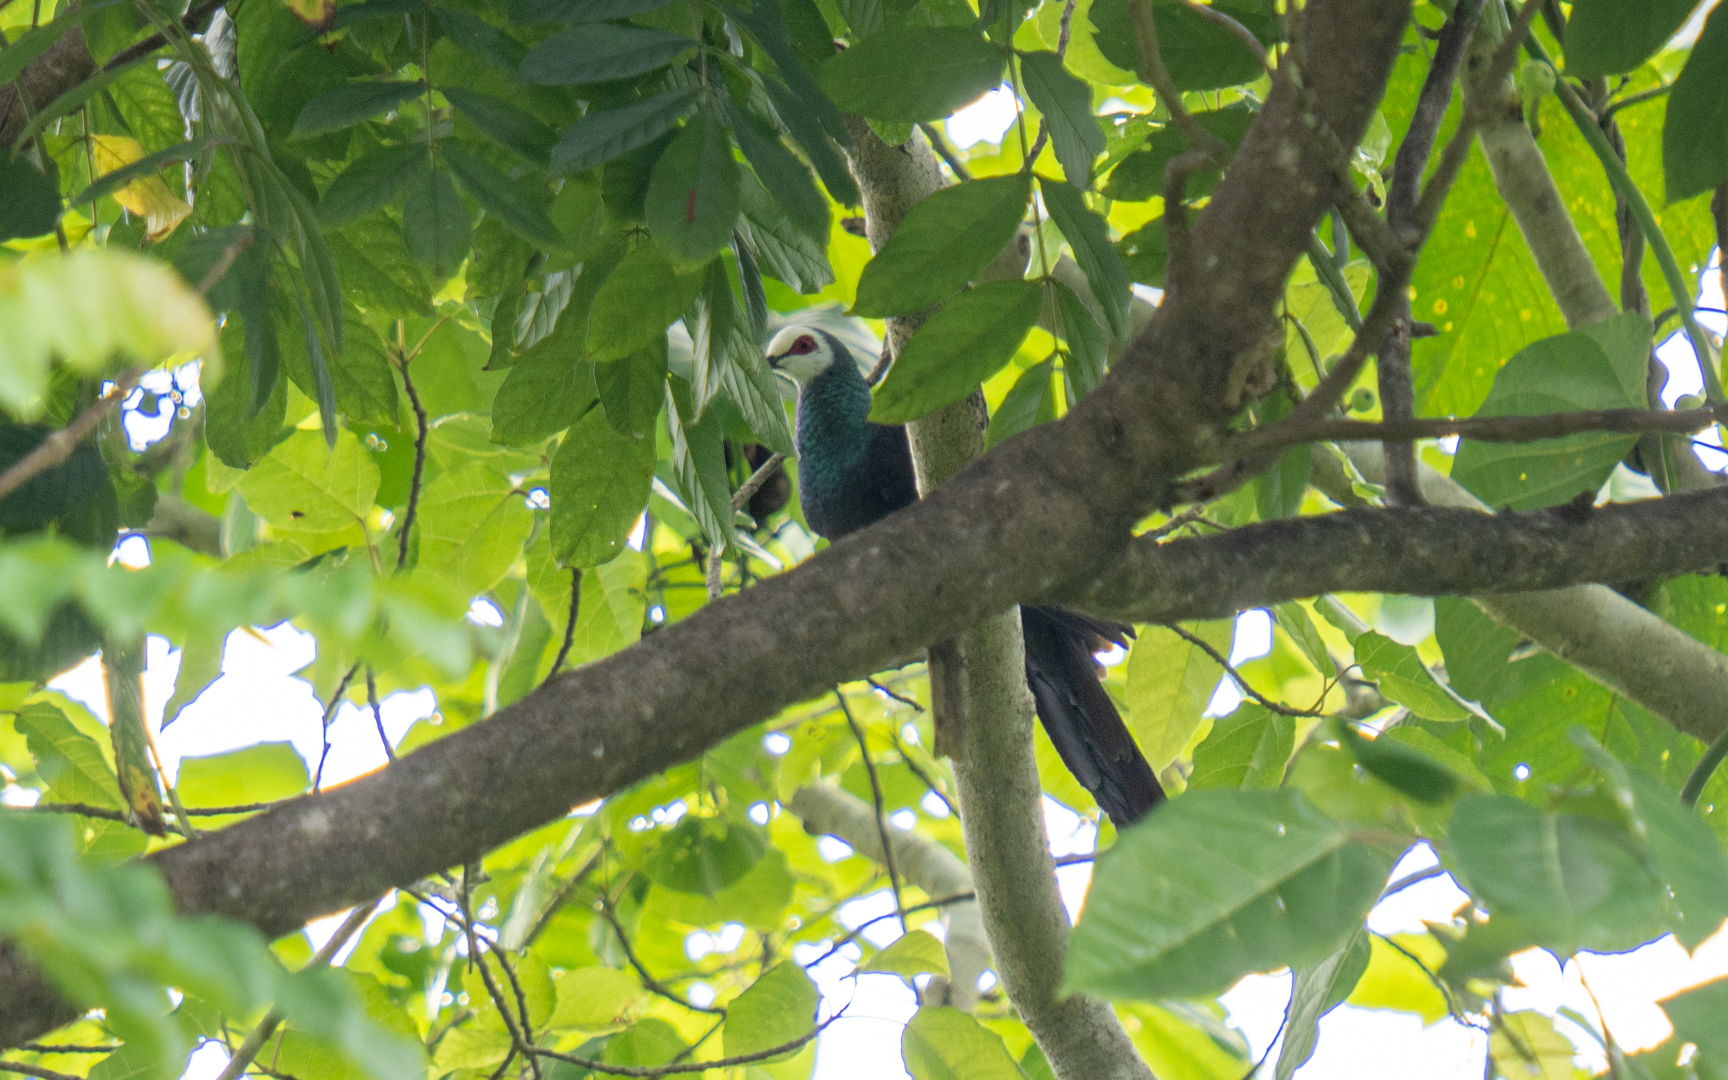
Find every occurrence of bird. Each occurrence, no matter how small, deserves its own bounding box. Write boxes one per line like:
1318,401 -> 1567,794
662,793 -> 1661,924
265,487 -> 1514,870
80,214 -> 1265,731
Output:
765,325 -> 1164,827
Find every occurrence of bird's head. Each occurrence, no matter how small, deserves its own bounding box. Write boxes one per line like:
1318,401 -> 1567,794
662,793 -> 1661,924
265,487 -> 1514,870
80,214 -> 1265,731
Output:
765,326 -> 843,385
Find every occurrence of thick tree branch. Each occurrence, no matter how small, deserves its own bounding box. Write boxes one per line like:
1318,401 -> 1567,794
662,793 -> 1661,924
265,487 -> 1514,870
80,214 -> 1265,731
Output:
0,0 -> 1414,1047
1075,482 -> 1728,635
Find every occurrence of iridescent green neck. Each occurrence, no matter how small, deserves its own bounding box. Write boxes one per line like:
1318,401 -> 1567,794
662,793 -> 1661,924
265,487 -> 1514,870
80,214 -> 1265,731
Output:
794,358 -> 872,500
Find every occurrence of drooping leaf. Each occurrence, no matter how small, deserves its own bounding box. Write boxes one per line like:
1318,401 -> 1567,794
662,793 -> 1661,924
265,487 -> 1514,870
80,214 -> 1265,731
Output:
723,963 -> 819,1062
550,407 -> 656,567
1087,0 -> 1274,91
518,23 -> 695,85
1051,279 -> 1108,398
643,814 -> 766,895
1335,722 -> 1465,805
434,7 -> 526,72
293,80 -> 425,135
861,929 -> 951,979
318,143 -> 431,229
442,141 -> 564,249
587,243 -> 703,361
727,102 -> 831,243
1274,930 -> 1370,1080
550,89 -> 701,176
1067,790 -> 1393,1001
1020,51 -> 1104,188
1039,178 -> 1131,340
738,172 -> 835,293
984,359 -> 1056,448
1662,4 -> 1728,202
868,279 -> 1042,423
491,350 -> 598,446
644,113 -> 742,263
900,1007 -> 1024,1080
417,464 -> 537,594
1353,632 -> 1471,722
851,174 -> 1031,317
0,152 -> 64,243
1124,619 -> 1233,772
820,26 -> 1006,123
1189,704 -> 1295,791
441,87 -> 558,167
1563,0 -> 1702,78
401,166 -> 474,279
595,337 -> 669,437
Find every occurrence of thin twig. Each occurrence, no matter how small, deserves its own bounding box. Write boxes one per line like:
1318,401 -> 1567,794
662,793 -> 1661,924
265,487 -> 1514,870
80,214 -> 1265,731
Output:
1174,0 -> 1266,66
0,370 -> 141,503
889,729 -> 959,820
866,677 -> 923,711
313,662 -> 362,793
366,666 -> 394,763
484,938 -> 543,1080
1680,723 -> 1728,808
731,452 -> 785,512
1143,506 -> 1209,540
395,351 -> 428,571
520,850 -> 603,950
1164,625 -> 1322,717
0,1063 -> 81,1080
1379,864 -> 1445,900
14,1047 -> 119,1056
210,900 -> 380,1080
27,799 -> 283,820
799,892 -> 978,972
918,123 -> 972,181
532,1012 -> 842,1078
836,689 -> 908,933
460,867 -> 542,1080
544,567 -> 582,684
595,900 -> 726,1015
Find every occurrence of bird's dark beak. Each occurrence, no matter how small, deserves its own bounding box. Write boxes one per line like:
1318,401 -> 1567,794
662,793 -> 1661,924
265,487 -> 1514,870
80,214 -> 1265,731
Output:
765,351 -> 784,370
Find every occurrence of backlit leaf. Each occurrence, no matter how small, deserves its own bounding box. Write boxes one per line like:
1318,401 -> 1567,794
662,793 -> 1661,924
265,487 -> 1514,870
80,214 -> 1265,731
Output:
868,279 -> 1042,423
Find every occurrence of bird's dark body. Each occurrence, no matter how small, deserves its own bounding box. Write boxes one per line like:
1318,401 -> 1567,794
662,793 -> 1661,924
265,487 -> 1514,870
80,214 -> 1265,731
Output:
785,331 -> 1163,826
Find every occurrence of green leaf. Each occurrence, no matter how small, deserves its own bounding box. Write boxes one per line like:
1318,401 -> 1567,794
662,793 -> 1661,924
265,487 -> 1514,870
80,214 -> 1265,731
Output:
643,814 -> 766,895
551,407 -> 656,567
760,76 -> 860,208
281,307 -> 400,426
723,963 -> 819,1062
434,7 -> 526,72
900,1007 -> 1025,1080
1274,929 -> 1370,1080
318,144 -> 431,229
731,0 -> 858,204
69,136 -> 230,214
509,0 -> 675,22
1125,619 -> 1233,772
1039,179 -> 1131,340
1662,976 -> 1728,1056
1087,0 -> 1273,91
596,338 -> 669,437
645,113 -> 743,263
728,102 -> 831,243
441,87 -> 558,167
402,166 -> 473,279
550,965 -> 649,1030
665,377 -> 736,548
493,352 -> 599,446
1051,279 -> 1107,398
1335,722 -> 1464,805
868,279 -> 1043,423
551,89 -> 701,177
985,359 -> 1055,448
238,428 -> 381,532
1449,794 -> 1668,955
852,174 -> 1030,317
1189,704 -> 1294,791
1101,107 -> 1255,202
861,929 -> 951,979
1020,52 -> 1104,188
177,742 -> 310,807
820,26 -> 1006,123
442,141 -> 564,249
1663,4 -> 1728,202
1066,789 -> 1393,1000
738,172 -> 836,293
162,631 -> 223,729
1116,215 -> 1168,286
416,464 -> 536,594
0,152 -> 61,243
587,242 -> 702,361
14,700 -> 123,809
293,80 -> 425,135
1562,0 -> 1701,78
328,218 -> 435,317
519,23 -> 694,85
1451,312 -> 1652,511
1353,632 -> 1471,722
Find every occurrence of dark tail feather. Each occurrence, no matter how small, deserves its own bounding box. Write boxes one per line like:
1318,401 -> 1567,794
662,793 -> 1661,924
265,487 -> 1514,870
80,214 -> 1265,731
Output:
1021,605 -> 1164,828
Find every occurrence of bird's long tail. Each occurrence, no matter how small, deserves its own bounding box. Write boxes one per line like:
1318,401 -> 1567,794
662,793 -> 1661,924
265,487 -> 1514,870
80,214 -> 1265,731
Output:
1021,606 -> 1164,828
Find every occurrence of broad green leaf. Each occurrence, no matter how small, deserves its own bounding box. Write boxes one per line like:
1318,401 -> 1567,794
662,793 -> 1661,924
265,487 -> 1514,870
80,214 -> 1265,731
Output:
1051,279 -> 1107,398
644,113 -> 742,263
1039,178 -> 1131,340
1124,619 -> 1233,772
1020,52 -> 1104,188
239,428 -> 381,533
1066,789 -> 1394,1001
550,966 -> 649,1031
550,89 -> 700,176
860,929 -> 950,979
402,166 -> 473,280
1663,5 -> 1728,202
1336,723 -> 1464,805
162,631 -> 224,729
739,173 -> 836,294
728,102 -> 831,243
328,217 -> 435,317
1451,313 -> 1651,511
440,87 -> 558,167
1117,215 -> 1168,287
1433,597 -> 1518,706
1188,704 -> 1294,791
510,0 -> 676,22
820,26 -> 1005,123
518,23 -> 694,85
1100,107 -> 1255,203
177,742 -> 310,807
759,76 -> 861,208
1449,794 -> 1667,954
14,700 -> 123,808
434,7 -> 525,72
442,142 -> 564,249
587,243 -> 702,361
595,337 -> 669,437
0,152 -> 63,244
416,464 -> 536,594
665,377 -> 736,548
851,174 -> 1031,317
1661,975 -> 1728,1056
1344,932 -> 1448,1025
550,408 -> 656,567
1563,0 -> 1701,78
723,963 -> 819,1062
1274,929 -> 1370,1080
281,307 -> 400,426
606,1019 -> 686,1067
1087,0 -> 1273,91
984,359 -> 1055,448
643,814 -> 766,895
293,80 -> 424,135
317,144 -> 429,228
491,351 -> 599,445
731,0 -> 858,205
900,1007 -> 1025,1080
868,279 -> 1043,423
1488,1011 -> 1576,1080
1353,632 -> 1471,721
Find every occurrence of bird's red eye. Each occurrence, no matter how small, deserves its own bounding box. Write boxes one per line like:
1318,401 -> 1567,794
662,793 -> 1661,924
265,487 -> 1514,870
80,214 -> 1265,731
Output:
792,335 -> 816,354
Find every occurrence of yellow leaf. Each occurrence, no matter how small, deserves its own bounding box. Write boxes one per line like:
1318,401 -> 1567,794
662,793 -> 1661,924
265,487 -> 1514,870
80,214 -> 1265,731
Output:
1346,933 -> 1450,1025
282,0 -> 336,30
89,135 -> 192,242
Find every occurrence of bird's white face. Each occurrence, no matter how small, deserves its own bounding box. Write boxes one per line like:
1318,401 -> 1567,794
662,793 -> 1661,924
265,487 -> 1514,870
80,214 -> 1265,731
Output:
765,326 -> 837,384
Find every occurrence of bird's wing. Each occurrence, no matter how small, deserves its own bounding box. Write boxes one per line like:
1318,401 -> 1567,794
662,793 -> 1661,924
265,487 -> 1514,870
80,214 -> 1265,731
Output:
1022,605 -> 1163,826
866,422 -> 921,515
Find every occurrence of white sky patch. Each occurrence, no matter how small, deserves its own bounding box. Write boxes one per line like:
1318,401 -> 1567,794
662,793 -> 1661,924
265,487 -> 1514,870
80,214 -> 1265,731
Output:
944,84 -> 1017,148
1206,609 -> 1275,716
